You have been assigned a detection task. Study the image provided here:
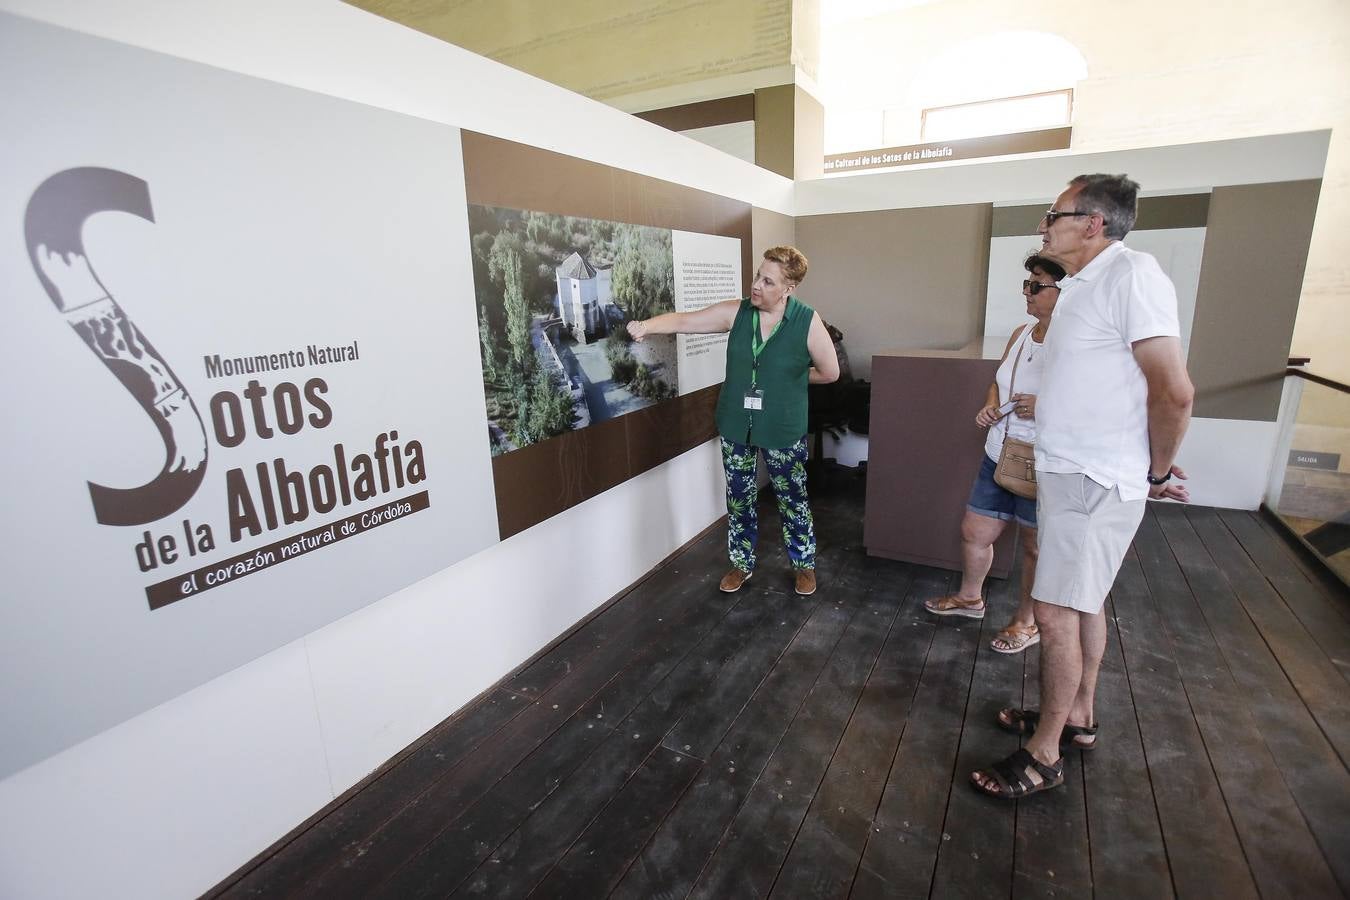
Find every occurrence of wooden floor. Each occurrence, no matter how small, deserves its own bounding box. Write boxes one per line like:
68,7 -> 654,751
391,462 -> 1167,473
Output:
208,467 -> 1350,899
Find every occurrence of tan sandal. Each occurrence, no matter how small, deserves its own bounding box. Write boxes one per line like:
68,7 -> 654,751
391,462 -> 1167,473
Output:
924,594 -> 986,619
990,623 -> 1039,654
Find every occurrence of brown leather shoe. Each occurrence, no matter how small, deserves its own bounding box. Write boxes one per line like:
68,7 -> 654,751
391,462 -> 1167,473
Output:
719,568 -> 752,593
794,568 -> 817,596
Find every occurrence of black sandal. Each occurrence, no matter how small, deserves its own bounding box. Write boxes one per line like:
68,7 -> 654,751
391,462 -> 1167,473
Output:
971,748 -> 1064,799
996,707 -> 1098,750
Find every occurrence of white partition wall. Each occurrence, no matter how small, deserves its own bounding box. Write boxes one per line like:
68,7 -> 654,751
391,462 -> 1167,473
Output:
984,227 -> 1204,355
0,3 -> 791,898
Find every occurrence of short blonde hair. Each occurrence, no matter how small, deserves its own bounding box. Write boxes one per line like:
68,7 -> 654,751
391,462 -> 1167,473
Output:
763,245 -> 808,285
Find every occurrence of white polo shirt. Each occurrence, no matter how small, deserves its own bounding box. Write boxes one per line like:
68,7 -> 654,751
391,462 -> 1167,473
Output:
1035,241 -> 1181,501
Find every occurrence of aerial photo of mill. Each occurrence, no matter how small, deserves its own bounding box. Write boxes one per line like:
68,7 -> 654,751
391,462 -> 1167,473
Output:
468,204 -> 678,455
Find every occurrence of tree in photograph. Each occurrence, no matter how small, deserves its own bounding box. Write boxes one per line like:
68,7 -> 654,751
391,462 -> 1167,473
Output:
478,305 -> 498,382
489,227 -> 550,319
524,211 -> 548,248
588,218 -> 616,258
508,372 -> 532,448
605,330 -> 638,384
611,225 -> 675,322
632,361 -> 653,396
500,246 -> 532,374
488,229 -> 522,284
526,365 -> 577,440
471,229 -> 496,267
612,356 -> 637,385
533,260 -> 557,315
640,229 -> 675,315
604,326 -> 631,361
611,225 -> 646,319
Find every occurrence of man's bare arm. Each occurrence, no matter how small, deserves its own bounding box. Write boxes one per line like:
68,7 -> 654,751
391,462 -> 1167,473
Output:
1132,335 -> 1195,501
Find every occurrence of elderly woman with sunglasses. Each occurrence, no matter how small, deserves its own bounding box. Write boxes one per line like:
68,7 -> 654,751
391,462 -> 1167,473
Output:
923,253 -> 1067,654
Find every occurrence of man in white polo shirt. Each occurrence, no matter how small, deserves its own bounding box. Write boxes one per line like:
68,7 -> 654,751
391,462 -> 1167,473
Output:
972,173 -> 1194,799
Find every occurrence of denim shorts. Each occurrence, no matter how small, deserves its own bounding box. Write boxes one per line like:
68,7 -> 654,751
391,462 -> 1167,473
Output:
967,454 -> 1037,527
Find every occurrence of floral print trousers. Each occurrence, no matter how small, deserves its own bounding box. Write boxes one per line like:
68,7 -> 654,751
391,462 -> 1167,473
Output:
720,435 -> 817,573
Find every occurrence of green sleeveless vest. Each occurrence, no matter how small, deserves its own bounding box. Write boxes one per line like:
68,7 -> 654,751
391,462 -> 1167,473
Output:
715,296 -> 814,449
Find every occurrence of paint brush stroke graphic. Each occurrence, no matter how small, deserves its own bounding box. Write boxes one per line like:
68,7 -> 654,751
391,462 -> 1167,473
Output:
24,167 -> 207,526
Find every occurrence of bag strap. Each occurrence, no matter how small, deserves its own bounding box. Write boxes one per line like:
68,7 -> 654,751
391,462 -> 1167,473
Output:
1002,326 -> 1032,450
1007,324 -> 1030,395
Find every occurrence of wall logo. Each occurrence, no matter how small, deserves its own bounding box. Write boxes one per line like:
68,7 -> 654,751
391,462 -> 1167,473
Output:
22,168 -> 432,609
24,167 -> 208,526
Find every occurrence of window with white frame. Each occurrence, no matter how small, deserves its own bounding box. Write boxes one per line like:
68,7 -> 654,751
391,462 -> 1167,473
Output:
921,89 -> 1074,142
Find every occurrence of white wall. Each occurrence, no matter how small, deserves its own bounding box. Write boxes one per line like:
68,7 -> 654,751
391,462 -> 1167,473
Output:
985,228 -> 1204,354
681,121 -> 757,165
1175,418 -> 1281,512
796,131 -> 1330,215
0,0 -> 794,217
0,2 -> 790,897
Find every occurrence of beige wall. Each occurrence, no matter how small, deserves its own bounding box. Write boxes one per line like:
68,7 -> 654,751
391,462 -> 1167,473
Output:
348,0 -> 796,102
755,85 -> 796,179
753,84 -> 824,179
795,204 -> 992,378
793,84 -> 824,180
752,206 -> 797,256
823,0 -> 1350,386
1189,181 -> 1322,421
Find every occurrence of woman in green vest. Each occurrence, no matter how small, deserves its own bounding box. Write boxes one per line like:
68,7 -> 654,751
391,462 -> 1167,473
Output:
627,246 -> 840,595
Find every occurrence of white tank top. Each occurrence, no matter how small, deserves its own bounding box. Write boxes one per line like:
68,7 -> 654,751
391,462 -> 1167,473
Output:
984,322 -> 1046,462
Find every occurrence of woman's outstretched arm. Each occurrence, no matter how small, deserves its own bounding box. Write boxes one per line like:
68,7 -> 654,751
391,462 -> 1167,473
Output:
628,298 -> 740,341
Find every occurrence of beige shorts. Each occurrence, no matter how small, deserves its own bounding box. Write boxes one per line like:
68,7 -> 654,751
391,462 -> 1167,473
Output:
1032,472 -> 1146,613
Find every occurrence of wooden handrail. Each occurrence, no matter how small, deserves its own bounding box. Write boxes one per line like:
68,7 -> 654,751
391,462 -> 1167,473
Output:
1287,367 -> 1350,395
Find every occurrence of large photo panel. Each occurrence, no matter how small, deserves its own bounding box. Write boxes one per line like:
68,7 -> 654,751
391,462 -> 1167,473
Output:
0,14 -> 498,777
461,133 -> 751,537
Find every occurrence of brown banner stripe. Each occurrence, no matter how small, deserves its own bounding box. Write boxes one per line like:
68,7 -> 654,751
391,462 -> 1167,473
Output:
145,491 -> 431,610
825,127 -> 1072,175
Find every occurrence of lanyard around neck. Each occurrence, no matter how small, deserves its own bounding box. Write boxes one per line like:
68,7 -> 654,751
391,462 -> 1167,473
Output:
750,308 -> 783,386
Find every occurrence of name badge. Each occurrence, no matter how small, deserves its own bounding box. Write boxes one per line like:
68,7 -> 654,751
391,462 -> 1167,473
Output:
743,388 -> 764,411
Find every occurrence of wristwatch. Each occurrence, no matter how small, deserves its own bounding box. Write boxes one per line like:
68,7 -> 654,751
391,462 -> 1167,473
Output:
1146,470 -> 1172,485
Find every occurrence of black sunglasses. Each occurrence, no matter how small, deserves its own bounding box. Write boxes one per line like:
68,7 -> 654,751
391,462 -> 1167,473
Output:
1042,209 -> 1094,225
1022,280 -> 1060,295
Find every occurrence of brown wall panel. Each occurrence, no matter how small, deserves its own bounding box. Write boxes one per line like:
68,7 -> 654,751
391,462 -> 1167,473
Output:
1189,180 -> 1321,421
463,131 -> 752,538
794,204 -> 993,378
624,386 -> 720,474
462,131 -> 753,295
865,352 -> 1016,576
490,417 -> 632,539
635,94 -> 755,131
753,84 -> 795,179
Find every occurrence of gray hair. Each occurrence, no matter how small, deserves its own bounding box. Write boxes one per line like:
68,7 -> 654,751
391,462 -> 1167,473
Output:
1069,173 -> 1139,239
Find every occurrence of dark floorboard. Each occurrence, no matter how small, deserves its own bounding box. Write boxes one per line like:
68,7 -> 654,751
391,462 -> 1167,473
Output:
207,467 -> 1350,899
